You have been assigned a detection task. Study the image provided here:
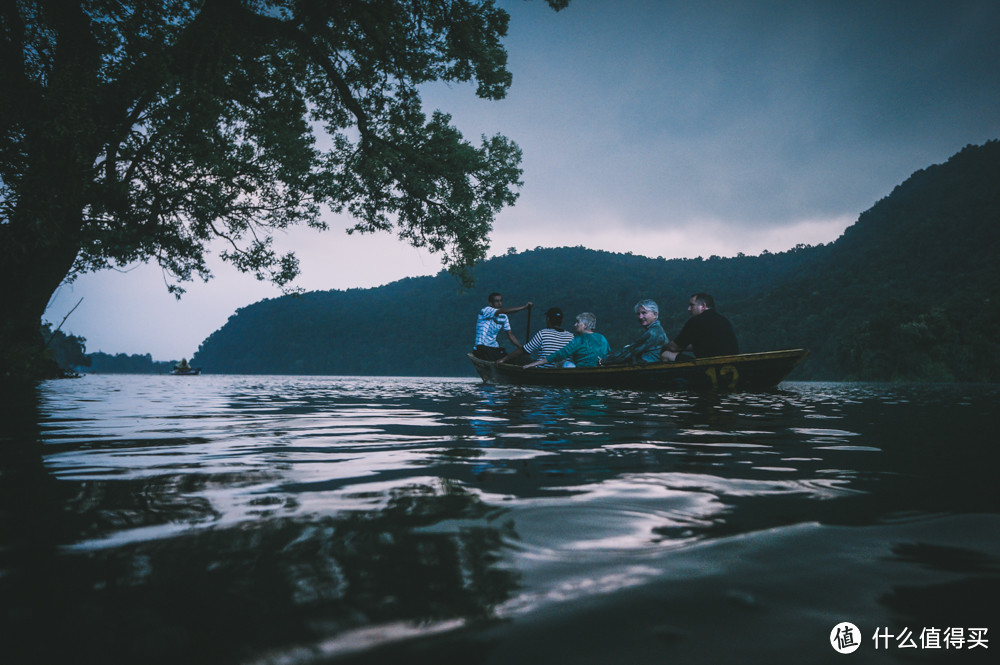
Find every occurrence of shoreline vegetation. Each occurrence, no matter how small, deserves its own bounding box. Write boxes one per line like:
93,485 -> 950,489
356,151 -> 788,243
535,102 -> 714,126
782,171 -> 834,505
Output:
3,2 -> 561,384
49,140 -> 1000,384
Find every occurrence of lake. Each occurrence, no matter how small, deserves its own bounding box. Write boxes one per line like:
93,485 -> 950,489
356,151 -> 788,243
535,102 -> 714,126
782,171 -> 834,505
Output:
2,375 -> 998,664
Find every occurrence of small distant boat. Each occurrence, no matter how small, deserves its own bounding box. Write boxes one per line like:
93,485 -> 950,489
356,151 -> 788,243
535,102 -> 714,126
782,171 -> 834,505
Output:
468,349 -> 809,391
170,359 -> 201,376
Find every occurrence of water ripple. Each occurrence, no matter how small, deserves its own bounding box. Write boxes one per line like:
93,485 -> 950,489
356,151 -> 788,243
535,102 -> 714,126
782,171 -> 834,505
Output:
10,375 -> 997,664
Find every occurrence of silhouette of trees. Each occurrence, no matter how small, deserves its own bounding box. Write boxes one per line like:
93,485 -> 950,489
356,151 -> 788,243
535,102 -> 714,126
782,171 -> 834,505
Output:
188,142 -> 1000,382
2,0 -> 567,379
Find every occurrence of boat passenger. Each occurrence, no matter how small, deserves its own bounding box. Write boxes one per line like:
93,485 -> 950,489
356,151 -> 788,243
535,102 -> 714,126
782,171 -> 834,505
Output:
523,312 -> 610,369
661,293 -> 739,361
473,291 -> 532,361
499,307 -> 574,367
600,299 -> 668,366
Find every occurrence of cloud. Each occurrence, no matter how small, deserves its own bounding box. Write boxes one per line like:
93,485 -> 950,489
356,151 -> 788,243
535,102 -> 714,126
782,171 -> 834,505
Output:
490,212 -> 852,261
44,0 -> 1000,360
473,0 -> 1000,231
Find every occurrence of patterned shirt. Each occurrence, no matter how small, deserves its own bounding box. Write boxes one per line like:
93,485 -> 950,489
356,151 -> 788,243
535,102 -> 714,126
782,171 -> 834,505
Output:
603,320 -> 669,365
523,327 -> 575,367
474,306 -> 511,348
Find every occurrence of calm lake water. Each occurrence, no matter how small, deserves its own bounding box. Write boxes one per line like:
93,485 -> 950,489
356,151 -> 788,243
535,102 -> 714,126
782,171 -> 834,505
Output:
2,375 -> 998,664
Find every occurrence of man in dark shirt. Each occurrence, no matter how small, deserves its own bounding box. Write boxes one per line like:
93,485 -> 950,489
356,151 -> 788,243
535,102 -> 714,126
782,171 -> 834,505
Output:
661,293 -> 738,361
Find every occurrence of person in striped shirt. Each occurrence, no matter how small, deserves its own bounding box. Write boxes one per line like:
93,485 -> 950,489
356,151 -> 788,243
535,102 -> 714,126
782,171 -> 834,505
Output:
523,312 -> 610,369
473,291 -> 533,360
500,307 -> 575,367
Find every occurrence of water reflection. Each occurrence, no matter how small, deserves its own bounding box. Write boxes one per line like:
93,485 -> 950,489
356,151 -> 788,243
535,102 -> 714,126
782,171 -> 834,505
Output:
1,376 -> 997,663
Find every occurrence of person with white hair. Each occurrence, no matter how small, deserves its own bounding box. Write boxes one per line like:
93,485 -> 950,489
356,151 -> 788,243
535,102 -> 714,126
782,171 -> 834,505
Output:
600,299 -> 668,366
523,312 -> 610,369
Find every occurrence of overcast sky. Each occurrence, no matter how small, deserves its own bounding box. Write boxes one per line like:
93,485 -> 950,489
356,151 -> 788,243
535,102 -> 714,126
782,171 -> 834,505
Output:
45,0 -> 1000,361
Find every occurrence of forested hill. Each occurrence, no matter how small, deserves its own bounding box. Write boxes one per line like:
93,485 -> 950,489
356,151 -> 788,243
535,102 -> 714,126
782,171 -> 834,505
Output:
190,247 -> 823,377
192,140 -> 1000,381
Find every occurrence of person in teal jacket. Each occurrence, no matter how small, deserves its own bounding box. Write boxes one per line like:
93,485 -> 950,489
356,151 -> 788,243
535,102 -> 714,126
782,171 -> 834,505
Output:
601,299 -> 668,365
523,312 -> 610,368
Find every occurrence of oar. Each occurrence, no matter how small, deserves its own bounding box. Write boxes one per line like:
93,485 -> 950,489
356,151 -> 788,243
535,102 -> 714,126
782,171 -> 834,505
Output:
524,304 -> 532,345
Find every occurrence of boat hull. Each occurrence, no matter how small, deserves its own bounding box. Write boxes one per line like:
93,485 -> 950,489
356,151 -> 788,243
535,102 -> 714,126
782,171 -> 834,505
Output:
469,349 -> 809,391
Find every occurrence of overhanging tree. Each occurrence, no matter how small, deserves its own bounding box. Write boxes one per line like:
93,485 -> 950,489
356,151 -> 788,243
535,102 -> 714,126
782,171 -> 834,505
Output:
1,0 -> 566,379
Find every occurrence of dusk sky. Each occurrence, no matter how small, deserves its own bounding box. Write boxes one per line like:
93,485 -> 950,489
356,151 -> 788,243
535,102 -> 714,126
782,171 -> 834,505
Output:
44,0 -> 1000,361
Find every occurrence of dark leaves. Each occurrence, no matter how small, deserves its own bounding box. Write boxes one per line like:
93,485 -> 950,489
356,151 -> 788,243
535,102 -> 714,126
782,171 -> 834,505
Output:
4,0 -> 541,295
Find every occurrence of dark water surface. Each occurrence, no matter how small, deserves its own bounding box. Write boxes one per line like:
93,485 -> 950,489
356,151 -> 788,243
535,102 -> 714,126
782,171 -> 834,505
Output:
2,376 -> 998,664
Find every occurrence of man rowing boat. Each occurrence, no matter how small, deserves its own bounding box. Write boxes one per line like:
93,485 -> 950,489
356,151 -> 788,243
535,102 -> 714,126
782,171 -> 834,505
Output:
472,291 -> 533,361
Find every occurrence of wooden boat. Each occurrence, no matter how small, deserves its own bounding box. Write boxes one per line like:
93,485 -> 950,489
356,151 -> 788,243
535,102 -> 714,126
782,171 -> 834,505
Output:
469,349 -> 809,391
171,358 -> 201,375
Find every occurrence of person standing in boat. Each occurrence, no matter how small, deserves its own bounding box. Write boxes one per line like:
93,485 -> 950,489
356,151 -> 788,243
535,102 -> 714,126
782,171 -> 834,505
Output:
499,307 -> 575,367
473,292 -> 533,361
523,312 -> 610,369
661,293 -> 739,361
600,299 -> 668,366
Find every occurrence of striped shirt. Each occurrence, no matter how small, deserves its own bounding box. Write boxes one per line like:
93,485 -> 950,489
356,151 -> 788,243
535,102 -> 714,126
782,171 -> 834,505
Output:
474,306 -> 511,347
524,328 -> 575,367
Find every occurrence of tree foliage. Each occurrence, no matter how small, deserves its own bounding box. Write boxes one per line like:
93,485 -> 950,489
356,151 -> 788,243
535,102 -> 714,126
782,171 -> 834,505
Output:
2,0 -> 564,379
189,244 -> 824,376
188,141 -> 1000,381
40,322 -> 90,373
737,140 -> 1000,380
86,351 -> 175,374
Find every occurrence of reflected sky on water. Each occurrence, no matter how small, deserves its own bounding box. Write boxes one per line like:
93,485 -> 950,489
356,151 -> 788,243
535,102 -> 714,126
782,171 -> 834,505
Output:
2,376 -> 998,663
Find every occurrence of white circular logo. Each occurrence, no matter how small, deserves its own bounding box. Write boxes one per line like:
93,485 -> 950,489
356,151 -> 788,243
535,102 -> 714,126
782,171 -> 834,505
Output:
830,622 -> 861,654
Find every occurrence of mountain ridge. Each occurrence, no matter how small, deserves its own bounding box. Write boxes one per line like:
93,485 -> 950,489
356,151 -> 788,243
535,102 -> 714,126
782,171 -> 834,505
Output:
192,140 -> 1000,381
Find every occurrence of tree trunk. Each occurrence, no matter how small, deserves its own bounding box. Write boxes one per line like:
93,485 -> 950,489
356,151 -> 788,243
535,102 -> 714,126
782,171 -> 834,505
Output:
0,110 -> 99,381
0,212 -> 83,381
0,4 -> 109,382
